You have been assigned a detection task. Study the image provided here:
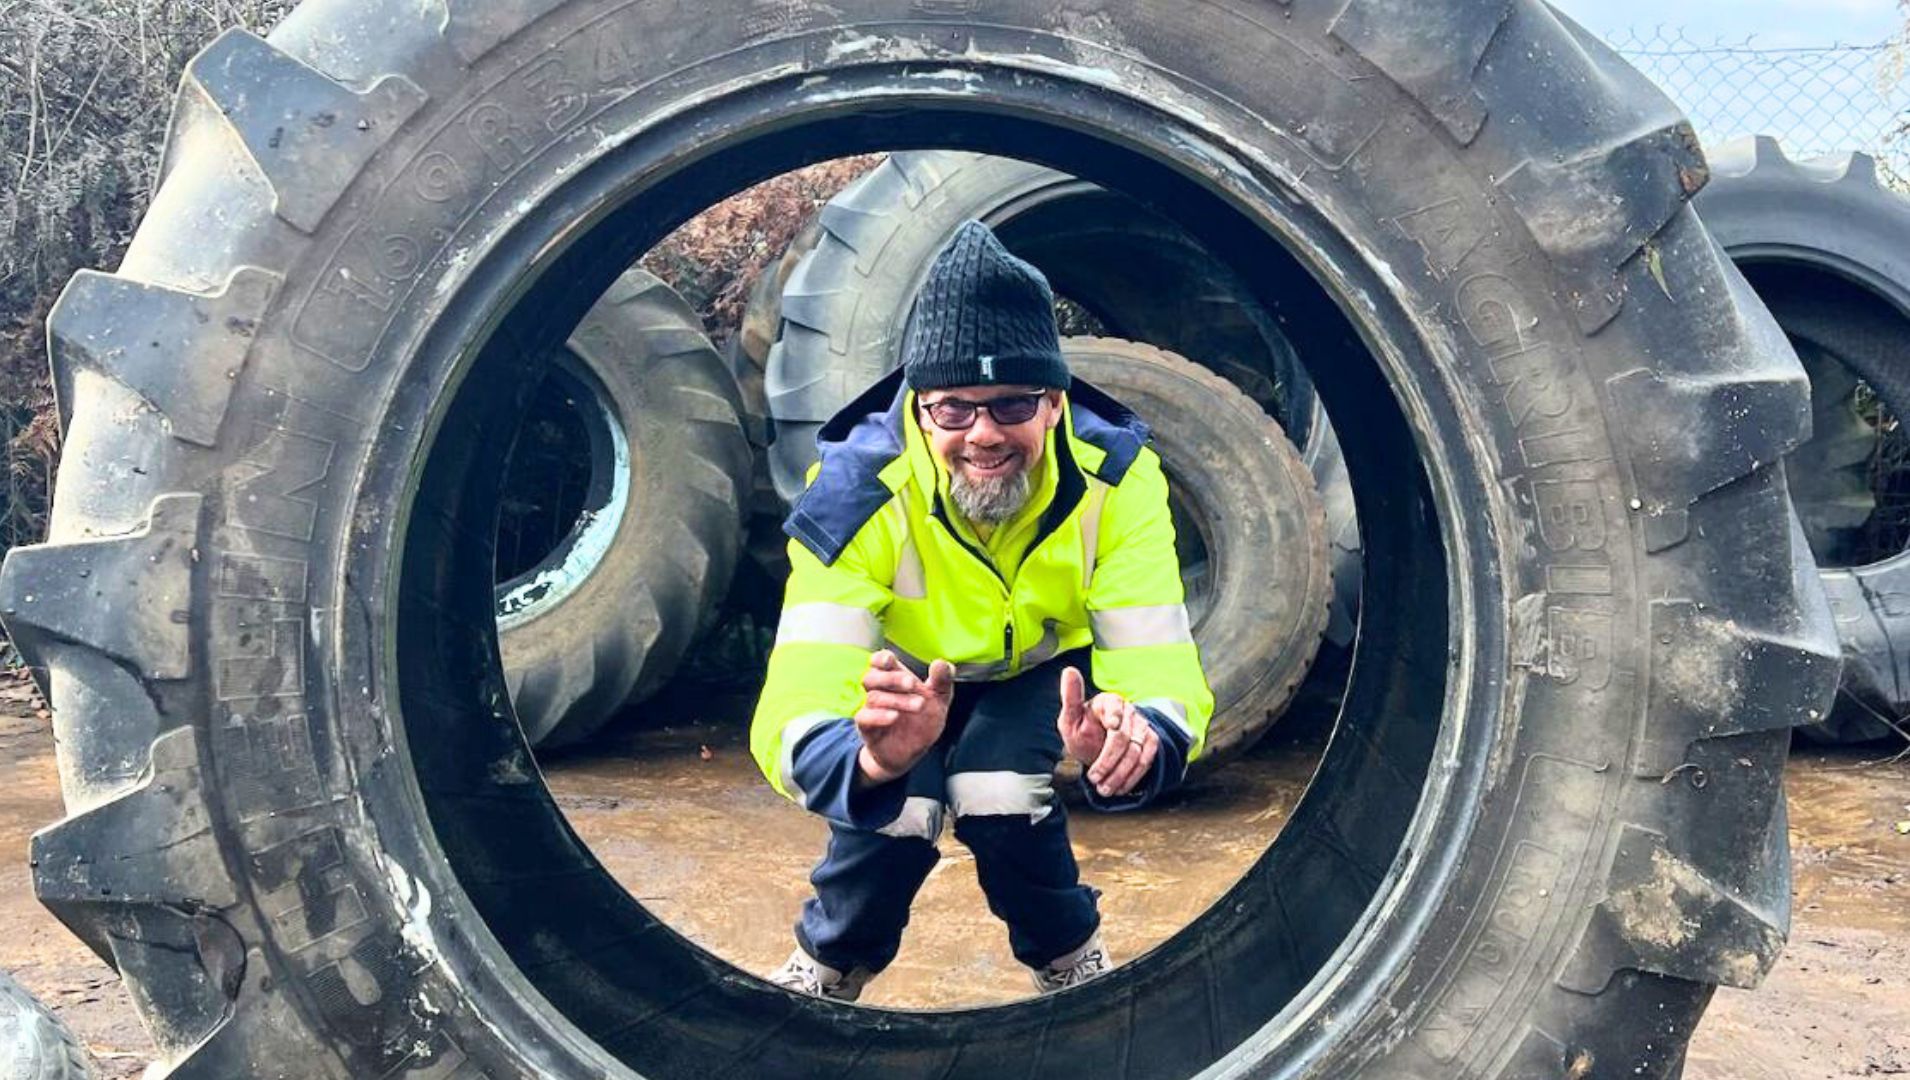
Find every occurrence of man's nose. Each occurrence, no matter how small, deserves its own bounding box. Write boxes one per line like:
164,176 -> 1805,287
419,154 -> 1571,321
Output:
964,414 -> 1007,444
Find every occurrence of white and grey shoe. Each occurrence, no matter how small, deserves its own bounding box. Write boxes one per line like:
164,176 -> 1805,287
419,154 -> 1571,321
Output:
767,948 -> 874,1002
1031,931 -> 1113,994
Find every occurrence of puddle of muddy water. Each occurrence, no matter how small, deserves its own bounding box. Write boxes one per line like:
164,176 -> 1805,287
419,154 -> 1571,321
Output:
1,674 -> 1903,1075
542,712 -> 1322,1008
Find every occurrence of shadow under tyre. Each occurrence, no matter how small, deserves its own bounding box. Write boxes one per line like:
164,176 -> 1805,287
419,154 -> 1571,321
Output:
0,4 -> 1838,1078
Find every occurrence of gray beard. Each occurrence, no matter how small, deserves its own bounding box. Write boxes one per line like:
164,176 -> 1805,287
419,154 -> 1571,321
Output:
950,466 -> 1032,525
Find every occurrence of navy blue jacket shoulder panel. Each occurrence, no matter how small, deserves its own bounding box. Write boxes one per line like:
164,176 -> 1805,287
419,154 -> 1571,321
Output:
782,369 -> 910,567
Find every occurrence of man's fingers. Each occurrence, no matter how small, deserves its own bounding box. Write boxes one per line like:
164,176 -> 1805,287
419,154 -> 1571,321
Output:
1090,692 -> 1127,730
1086,710 -> 1136,789
863,689 -> 926,714
1090,704 -> 1150,794
1102,724 -> 1157,796
1060,667 -> 1085,715
855,706 -> 899,730
925,659 -> 956,697
870,649 -> 899,671
862,664 -> 921,694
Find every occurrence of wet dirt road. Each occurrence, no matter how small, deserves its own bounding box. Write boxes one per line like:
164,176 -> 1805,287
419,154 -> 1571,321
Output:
0,679 -> 1903,1077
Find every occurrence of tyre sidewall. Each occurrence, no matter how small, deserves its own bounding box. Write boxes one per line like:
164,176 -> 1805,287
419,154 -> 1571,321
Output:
55,3 -> 1788,1075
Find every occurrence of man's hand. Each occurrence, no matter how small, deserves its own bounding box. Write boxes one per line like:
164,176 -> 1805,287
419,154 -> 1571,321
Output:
854,651 -> 954,786
1057,667 -> 1158,798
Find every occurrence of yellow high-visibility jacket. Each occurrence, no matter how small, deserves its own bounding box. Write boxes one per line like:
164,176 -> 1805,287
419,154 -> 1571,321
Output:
750,369 -> 1213,824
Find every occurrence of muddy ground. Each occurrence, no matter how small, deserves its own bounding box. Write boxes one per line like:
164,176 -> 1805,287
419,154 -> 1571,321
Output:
0,675 -> 1903,1078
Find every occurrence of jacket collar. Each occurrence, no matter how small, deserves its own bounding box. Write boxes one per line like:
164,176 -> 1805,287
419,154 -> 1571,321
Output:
784,368 -> 1151,566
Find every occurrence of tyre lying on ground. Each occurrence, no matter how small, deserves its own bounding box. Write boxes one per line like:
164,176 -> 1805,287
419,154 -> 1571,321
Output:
0,3 -> 1839,1077
493,268 -> 752,748
1698,136 -> 1910,745
0,970 -> 92,1080
1059,337 -> 1331,774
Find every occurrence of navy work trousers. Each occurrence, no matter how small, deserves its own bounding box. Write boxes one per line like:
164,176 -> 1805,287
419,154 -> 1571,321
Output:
794,650 -> 1100,974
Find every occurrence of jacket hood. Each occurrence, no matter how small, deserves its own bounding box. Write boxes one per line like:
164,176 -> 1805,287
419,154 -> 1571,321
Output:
784,367 -> 1152,566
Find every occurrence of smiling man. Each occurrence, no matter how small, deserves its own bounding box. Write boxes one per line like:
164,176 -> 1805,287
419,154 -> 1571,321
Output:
751,220 -> 1214,1001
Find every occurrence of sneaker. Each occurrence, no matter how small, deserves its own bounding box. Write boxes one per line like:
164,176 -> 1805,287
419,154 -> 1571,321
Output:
1031,931 -> 1113,994
767,948 -> 873,1002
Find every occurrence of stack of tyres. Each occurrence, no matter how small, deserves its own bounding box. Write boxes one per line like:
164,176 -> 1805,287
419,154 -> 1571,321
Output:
0,2 -> 1839,1076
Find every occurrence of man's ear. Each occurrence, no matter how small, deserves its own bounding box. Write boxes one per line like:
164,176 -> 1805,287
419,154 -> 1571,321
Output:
1046,389 -> 1065,430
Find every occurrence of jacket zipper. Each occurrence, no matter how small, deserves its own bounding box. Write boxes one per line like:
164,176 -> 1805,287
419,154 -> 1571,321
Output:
928,496 -> 1016,670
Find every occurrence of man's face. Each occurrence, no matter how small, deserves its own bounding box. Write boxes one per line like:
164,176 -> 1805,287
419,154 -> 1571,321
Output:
917,383 -> 1064,524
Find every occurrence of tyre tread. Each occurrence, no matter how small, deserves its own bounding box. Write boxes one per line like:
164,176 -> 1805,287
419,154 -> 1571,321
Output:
180,29 -> 426,233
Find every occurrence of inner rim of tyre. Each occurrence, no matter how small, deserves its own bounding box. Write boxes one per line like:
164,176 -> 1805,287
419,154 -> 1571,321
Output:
494,350 -> 633,627
376,70 -> 1487,1076
1741,260 -> 1910,569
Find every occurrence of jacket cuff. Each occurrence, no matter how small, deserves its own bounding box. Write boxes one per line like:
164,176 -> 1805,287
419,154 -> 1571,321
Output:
1080,705 -> 1192,812
788,717 -> 909,830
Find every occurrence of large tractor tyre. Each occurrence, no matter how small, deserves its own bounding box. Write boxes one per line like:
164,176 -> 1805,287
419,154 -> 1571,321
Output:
0,972 -> 92,1080
745,150 -> 1362,640
495,268 -> 753,747
1699,136 -> 1910,745
1061,338 -> 1331,775
0,4 -> 1837,1077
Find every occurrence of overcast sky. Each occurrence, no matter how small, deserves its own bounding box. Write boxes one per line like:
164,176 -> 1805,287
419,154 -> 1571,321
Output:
1553,0 -> 1903,47
1548,0 -> 1907,167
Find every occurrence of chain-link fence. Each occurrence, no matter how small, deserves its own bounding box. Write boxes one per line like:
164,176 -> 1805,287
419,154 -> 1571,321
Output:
1609,26 -> 1910,186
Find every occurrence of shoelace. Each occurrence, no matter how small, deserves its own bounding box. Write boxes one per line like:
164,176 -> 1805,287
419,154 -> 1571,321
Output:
770,960 -> 826,996
1045,947 -> 1111,988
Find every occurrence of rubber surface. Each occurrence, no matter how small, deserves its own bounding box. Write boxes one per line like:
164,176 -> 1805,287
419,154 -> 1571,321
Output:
1060,337 -> 1331,774
1699,135 -> 1910,744
496,268 -> 752,747
0,971 -> 91,1080
0,4 -> 1837,1078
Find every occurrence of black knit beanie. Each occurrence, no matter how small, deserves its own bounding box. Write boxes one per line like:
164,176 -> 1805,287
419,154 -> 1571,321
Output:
900,220 -> 1071,391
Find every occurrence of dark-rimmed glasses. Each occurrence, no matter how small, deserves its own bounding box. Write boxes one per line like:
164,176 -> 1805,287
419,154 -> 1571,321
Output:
917,392 -> 1045,431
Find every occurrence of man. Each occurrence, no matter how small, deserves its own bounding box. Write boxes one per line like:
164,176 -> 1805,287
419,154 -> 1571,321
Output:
750,219 -> 1214,1001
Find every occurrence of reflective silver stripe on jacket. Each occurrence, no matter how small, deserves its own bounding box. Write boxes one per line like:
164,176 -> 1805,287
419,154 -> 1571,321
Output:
952,657 -> 1013,681
1080,482 -> 1109,590
885,639 -> 1014,683
947,771 -> 1055,824
890,500 -> 928,600
876,795 -> 945,841
1090,604 -> 1194,650
776,602 -> 883,650
777,710 -> 841,800
1019,622 -> 1063,669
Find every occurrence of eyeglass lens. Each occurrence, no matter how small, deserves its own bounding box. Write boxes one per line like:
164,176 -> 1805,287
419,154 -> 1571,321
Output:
924,394 -> 1043,429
